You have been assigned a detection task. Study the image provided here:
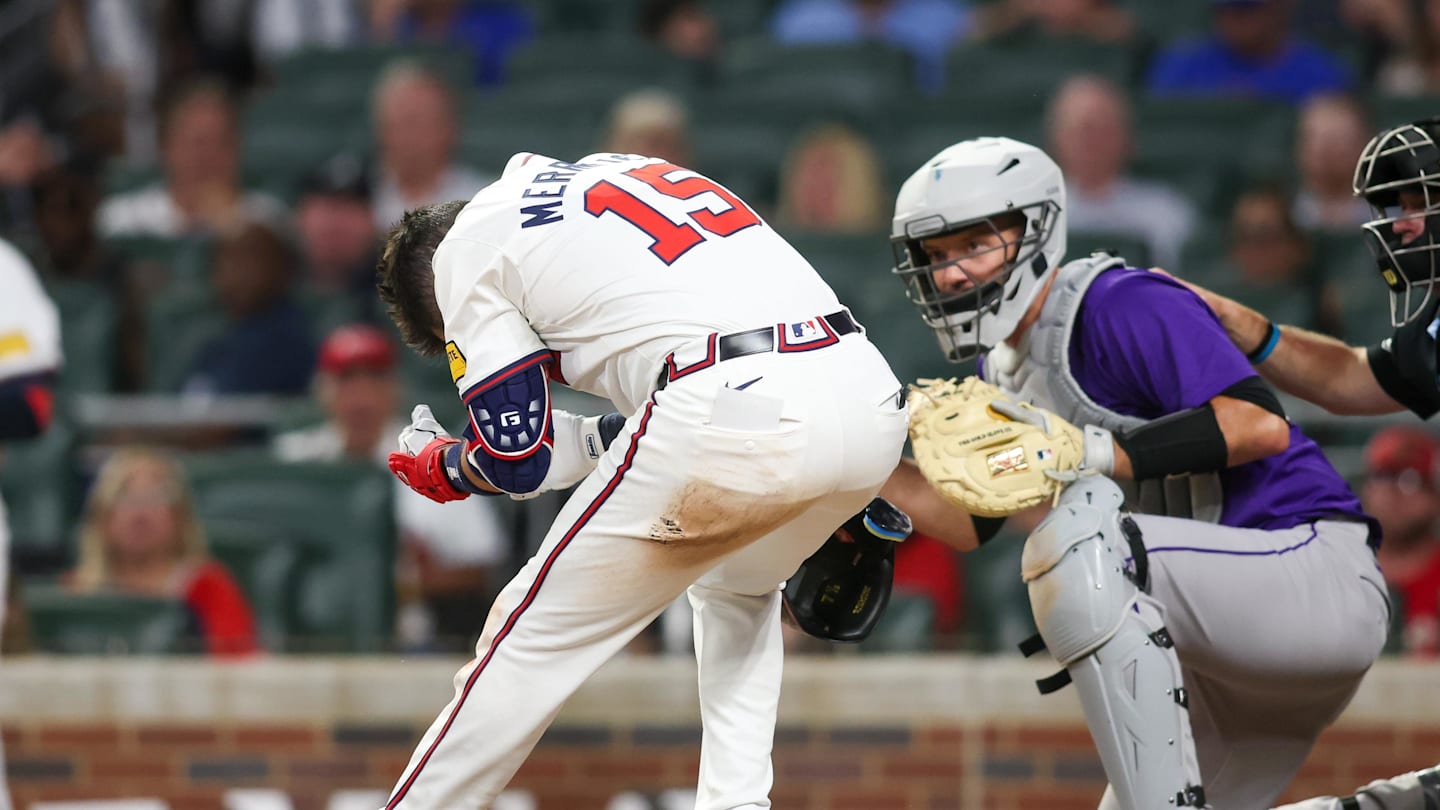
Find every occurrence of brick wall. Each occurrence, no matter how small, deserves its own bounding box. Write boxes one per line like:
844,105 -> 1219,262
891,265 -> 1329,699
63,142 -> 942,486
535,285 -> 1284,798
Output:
2,657 -> 1437,809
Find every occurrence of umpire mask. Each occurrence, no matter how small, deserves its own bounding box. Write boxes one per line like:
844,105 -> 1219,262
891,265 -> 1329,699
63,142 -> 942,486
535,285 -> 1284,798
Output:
1354,118 -> 1440,327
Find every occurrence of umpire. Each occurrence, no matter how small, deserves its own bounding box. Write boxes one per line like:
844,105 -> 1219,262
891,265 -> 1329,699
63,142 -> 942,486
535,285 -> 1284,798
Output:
1185,118 -> 1440,809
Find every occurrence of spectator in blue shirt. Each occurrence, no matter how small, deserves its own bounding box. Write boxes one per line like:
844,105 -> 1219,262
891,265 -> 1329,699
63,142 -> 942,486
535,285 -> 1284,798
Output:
182,220 -> 315,396
770,0 -> 972,92
1146,0 -> 1351,104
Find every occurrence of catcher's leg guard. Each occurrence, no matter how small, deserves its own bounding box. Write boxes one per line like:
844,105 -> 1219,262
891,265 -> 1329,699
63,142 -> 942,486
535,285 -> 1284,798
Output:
1022,477 -> 1205,809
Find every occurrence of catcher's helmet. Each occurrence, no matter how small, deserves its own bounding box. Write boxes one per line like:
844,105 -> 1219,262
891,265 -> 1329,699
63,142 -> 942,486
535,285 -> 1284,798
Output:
1353,118 -> 1440,326
890,137 -> 1067,362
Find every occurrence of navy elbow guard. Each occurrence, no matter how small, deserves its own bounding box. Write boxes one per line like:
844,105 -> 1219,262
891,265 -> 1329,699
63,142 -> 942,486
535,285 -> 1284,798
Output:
462,359 -> 554,494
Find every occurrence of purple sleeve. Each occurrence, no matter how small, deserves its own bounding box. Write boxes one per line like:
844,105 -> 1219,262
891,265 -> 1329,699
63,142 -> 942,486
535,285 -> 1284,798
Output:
1074,271 -> 1256,416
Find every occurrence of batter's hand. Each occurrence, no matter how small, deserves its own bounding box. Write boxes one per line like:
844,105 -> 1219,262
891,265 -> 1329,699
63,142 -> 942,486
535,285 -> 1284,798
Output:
907,377 -> 1103,517
389,404 -> 469,503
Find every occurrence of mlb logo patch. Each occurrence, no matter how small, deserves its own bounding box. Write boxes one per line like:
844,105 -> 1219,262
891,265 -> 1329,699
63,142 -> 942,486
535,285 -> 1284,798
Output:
789,319 -> 824,343
1036,448 -> 1053,461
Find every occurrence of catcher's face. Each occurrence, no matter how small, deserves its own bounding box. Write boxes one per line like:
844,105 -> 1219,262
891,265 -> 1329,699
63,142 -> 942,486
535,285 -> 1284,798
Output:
921,220 -> 1025,294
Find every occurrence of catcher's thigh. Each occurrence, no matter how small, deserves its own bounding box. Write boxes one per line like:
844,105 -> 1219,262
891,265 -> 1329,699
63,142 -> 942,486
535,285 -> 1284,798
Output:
1022,477 -> 1204,810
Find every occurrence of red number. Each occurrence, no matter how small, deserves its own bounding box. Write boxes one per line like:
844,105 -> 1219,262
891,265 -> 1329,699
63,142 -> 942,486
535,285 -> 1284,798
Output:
583,162 -> 761,264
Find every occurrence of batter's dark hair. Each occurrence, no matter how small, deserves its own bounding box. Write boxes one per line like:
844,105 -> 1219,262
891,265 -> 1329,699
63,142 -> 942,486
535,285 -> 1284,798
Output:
376,200 -> 468,359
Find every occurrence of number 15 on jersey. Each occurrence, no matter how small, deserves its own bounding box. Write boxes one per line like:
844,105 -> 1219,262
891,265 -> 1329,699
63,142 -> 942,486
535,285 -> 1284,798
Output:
583,162 -> 762,265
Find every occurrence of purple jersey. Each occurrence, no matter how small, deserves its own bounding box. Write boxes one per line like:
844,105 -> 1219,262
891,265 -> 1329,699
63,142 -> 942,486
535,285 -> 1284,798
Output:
1070,268 -> 1369,532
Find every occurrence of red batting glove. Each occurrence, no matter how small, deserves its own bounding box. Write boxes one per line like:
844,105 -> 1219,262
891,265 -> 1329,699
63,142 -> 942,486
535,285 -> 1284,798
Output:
388,436 -> 470,503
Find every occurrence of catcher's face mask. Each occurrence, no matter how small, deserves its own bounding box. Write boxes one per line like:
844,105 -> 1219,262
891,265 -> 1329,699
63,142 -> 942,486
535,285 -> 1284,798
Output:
782,497 -> 912,643
891,200 -> 1060,362
1353,119 -> 1440,326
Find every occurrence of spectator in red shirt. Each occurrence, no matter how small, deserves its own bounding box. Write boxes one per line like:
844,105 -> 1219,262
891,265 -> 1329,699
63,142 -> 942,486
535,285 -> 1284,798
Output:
69,448 -> 258,656
1362,426 -> 1440,656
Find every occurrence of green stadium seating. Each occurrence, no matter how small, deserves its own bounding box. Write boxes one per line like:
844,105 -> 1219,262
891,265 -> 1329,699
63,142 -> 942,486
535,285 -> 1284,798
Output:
1066,231 -> 1154,269
184,455 -> 396,653
1131,97 -> 1295,215
943,39 -> 1140,108
1373,96 -> 1440,130
961,529 -> 1034,653
1,420 -> 79,573
45,281 -> 117,394
143,285 -> 224,393
1314,233 -> 1393,347
859,592 -> 936,653
243,92 -> 368,201
271,45 -> 476,99
723,39 -> 914,100
204,519 -> 301,653
506,35 -> 684,90
23,586 -> 194,655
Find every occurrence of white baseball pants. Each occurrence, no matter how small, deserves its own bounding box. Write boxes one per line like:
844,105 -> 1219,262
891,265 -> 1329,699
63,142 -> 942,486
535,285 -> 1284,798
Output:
383,335 -> 908,809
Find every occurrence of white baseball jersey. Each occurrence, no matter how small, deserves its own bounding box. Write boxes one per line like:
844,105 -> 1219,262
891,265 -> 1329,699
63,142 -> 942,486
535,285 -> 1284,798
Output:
0,238 -> 61,384
435,152 -> 843,415
385,155 -> 909,808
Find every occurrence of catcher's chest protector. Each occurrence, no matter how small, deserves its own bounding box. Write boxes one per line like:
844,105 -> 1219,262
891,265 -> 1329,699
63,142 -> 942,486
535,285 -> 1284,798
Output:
982,254 -> 1223,523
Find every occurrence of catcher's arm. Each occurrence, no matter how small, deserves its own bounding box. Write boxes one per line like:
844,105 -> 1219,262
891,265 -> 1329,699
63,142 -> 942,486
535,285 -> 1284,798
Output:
1162,269 -> 1404,416
880,458 -> 984,552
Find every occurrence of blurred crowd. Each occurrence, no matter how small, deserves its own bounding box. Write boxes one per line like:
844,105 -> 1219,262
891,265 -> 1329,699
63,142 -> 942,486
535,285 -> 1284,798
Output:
0,0 -> 1439,659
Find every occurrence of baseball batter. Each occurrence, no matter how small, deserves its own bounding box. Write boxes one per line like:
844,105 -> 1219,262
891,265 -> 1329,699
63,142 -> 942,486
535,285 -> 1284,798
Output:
1183,119 -> 1440,810
0,236 -> 61,810
375,152 -> 908,808
885,138 -> 1389,809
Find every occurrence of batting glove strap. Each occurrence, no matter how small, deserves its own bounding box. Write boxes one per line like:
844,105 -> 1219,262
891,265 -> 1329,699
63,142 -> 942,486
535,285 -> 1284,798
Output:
1081,425 -> 1116,477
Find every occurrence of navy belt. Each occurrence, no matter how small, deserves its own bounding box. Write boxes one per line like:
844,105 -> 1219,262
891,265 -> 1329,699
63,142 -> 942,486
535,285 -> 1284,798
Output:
656,310 -> 860,390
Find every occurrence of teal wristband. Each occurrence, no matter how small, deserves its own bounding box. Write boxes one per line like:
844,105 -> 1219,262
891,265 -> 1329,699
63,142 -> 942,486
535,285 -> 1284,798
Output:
1246,321 -> 1280,365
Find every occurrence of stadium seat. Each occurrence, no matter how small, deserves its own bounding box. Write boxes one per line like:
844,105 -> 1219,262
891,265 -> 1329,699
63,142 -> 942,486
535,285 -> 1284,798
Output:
1373,95 -> 1440,130
506,35 -> 684,91
961,528 -> 1035,653
204,519 -> 301,653
860,592 -> 936,653
943,39 -> 1140,106
1132,97 -> 1295,215
722,39 -> 915,101
23,585 -> 194,655
1066,231 -> 1154,269
45,280 -> 117,393
184,455 -> 396,653
1,420 -> 79,574
271,45 -> 476,99
143,285 -> 224,393
243,92 -> 368,201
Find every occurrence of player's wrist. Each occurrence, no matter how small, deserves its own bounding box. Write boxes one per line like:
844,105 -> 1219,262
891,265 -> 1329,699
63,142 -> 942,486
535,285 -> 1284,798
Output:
1081,425 -> 1116,477
1246,320 -> 1281,365
439,439 -> 493,497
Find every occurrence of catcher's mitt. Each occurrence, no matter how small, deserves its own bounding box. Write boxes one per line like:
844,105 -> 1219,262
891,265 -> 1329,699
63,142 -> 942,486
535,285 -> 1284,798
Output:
907,376 -> 1088,517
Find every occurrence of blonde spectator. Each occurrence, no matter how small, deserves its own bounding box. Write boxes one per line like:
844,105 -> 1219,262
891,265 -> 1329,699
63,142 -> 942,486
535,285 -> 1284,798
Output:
1294,94 -> 1374,233
70,448 -> 259,657
602,89 -> 692,166
776,124 -> 888,234
370,62 -> 489,229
